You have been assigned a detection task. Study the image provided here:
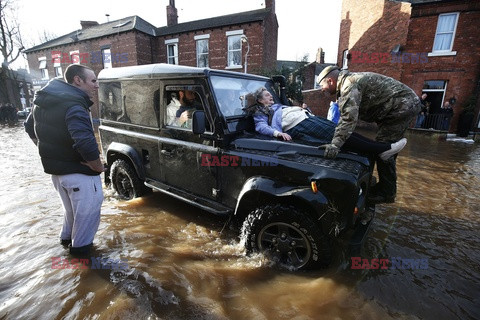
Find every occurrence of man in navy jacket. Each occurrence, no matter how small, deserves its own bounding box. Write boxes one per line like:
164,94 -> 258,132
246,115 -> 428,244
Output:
25,64 -> 104,255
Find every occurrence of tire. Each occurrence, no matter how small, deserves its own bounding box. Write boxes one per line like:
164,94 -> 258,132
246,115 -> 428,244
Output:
110,159 -> 147,200
241,204 -> 332,270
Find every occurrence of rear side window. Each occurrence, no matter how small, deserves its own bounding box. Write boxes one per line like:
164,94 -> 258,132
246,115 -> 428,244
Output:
99,80 -> 160,128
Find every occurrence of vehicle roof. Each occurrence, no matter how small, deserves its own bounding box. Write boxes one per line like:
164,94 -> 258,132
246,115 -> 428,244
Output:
98,63 -> 269,81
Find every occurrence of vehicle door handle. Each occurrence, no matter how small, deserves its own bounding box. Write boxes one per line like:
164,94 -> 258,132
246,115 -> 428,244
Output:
160,149 -> 173,156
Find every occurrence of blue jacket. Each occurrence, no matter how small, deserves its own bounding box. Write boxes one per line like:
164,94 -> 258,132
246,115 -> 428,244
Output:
253,104 -> 284,137
27,79 -> 100,176
327,102 -> 340,124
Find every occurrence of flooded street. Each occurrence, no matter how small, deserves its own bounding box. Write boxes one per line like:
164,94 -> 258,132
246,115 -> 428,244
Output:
1,124 -> 479,320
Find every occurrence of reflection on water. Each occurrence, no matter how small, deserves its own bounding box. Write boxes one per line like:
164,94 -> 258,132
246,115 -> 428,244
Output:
0,125 -> 479,319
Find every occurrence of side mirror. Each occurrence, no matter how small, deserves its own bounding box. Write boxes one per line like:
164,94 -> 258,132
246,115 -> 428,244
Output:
271,75 -> 290,106
271,75 -> 287,87
192,110 -> 206,134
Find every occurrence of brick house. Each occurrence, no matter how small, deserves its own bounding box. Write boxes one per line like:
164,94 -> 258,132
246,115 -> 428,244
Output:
337,0 -> 480,133
276,48 -> 336,116
24,0 -> 278,118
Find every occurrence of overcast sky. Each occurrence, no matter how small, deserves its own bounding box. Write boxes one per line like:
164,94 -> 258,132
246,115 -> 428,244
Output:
15,0 -> 341,70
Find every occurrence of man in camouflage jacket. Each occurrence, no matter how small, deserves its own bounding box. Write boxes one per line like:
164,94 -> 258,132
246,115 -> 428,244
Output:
318,66 -> 421,203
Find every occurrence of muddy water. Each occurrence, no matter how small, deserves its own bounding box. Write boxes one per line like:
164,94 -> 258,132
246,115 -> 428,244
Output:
0,125 -> 479,320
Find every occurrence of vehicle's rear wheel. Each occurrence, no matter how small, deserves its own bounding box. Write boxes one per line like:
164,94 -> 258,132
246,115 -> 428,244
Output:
110,159 -> 148,200
242,204 -> 332,270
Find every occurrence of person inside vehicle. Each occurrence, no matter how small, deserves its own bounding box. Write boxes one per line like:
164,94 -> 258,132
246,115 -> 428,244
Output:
165,92 -> 181,126
251,87 -> 406,161
166,89 -> 198,128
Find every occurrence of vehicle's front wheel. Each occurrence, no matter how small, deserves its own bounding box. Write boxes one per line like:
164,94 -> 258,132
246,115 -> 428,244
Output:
241,204 -> 332,270
110,159 -> 148,200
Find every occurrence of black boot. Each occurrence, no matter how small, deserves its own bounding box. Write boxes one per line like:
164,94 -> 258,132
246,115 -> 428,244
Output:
60,239 -> 72,247
369,155 -> 397,204
69,243 -> 93,256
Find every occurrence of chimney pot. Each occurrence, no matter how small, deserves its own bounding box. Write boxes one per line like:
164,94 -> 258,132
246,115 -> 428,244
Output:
265,0 -> 275,13
80,20 -> 99,29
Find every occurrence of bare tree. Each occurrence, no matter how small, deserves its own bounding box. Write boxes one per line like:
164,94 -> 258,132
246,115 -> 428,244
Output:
0,0 -> 25,105
0,0 -> 24,66
37,29 -> 57,44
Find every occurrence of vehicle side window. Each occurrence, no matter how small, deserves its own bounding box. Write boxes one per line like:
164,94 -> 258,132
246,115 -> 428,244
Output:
123,80 -> 160,128
99,80 -> 160,128
163,85 -> 212,132
99,82 -> 122,121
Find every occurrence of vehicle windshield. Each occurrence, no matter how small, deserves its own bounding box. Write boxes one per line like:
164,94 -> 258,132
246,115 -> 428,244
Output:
210,75 -> 280,118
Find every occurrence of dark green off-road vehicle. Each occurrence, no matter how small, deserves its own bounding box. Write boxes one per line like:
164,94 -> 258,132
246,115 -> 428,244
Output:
98,63 -> 375,270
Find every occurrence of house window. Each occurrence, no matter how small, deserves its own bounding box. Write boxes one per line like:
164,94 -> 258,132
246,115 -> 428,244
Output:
342,49 -> 349,70
70,50 -> 80,64
38,57 -> 49,80
54,65 -> 63,77
226,30 -> 243,68
431,13 -> 459,54
195,35 -> 209,68
102,48 -> 112,69
52,52 -> 62,77
165,38 -> 179,65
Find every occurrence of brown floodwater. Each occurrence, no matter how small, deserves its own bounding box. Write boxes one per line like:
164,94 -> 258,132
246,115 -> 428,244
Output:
0,124 -> 479,320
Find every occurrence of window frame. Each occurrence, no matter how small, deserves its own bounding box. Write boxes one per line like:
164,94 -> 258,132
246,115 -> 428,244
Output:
52,52 -> 62,77
195,34 -> 210,68
70,50 -> 80,64
165,38 -> 179,65
422,80 -> 448,112
99,80 -> 161,129
38,57 -> 49,80
226,30 -> 243,69
102,48 -> 112,69
429,12 -> 459,57
163,84 -> 213,133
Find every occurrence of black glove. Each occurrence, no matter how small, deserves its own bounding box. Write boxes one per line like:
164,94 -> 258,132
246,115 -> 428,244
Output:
319,144 -> 339,159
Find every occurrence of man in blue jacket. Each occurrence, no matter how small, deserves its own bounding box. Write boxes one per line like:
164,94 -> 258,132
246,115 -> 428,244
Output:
25,64 -> 104,255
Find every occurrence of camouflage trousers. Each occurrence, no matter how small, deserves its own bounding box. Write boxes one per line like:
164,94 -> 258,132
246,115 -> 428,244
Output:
375,95 -> 421,143
374,94 -> 421,199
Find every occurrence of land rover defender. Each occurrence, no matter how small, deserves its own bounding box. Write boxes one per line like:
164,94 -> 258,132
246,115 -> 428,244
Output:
98,63 -> 375,270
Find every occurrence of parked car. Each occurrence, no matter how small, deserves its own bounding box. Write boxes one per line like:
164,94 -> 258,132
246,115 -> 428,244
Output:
97,63 -> 376,270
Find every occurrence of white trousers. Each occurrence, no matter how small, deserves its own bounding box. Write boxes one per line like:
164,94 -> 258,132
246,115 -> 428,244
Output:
51,173 -> 103,248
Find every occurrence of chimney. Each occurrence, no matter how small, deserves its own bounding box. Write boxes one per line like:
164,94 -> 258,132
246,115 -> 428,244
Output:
167,0 -> 178,26
265,0 -> 275,13
80,20 -> 99,29
316,48 -> 325,64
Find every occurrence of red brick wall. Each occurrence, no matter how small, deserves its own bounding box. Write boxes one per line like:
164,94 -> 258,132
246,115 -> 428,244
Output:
402,0 -> 480,132
26,31 -> 147,79
337,0 -> 411,80
302,89 -> 334,118
302,63 -> 316,90
157,19 -> 276,74
336,0 -> 480,133
262,10 -> 278,72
